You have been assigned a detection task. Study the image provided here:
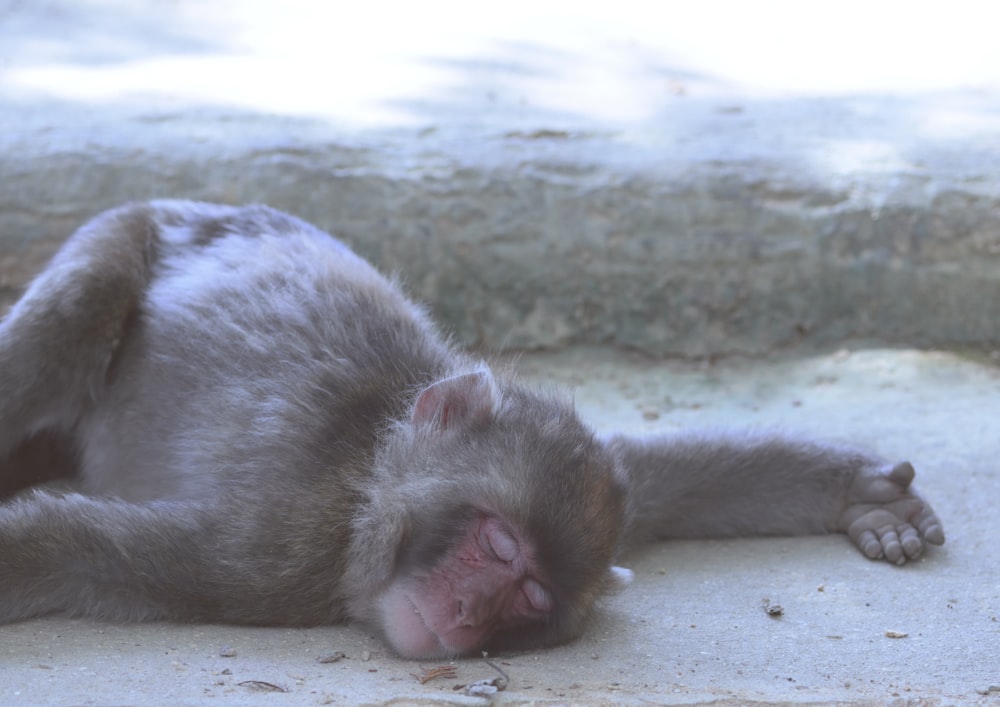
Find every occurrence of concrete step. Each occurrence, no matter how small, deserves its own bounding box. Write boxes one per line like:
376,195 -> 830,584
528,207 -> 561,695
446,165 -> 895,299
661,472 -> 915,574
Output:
2,0 -> 999,356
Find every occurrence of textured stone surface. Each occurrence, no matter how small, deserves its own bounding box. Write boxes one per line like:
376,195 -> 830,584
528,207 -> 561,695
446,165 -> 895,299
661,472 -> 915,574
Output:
6,110 -> 1000,357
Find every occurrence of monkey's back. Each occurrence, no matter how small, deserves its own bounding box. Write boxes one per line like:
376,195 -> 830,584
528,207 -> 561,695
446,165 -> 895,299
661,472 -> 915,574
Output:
76,202 -> 455,503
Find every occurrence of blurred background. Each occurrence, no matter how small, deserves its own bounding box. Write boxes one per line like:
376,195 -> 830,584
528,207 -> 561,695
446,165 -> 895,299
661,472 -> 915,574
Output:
2,0 -> 1000,358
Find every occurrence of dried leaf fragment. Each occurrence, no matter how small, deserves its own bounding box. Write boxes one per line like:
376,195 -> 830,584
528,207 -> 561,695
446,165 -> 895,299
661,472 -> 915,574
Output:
411,664 -> 457,684
238,680 -> 289,693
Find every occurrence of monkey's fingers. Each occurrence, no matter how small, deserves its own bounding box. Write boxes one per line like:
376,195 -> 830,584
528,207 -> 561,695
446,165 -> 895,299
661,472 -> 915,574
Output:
847,509 -> 907,563
883,462 -> 945,546
912,505 -> 945,546
887,461 -> 915,488
847,504 -> 944,564
847,508 -> 895,560
885,520 -> 933,563
897,522 -> 923,560
853,528 -> 884,560
854,521 -> 911,564
876,523 -> 905,565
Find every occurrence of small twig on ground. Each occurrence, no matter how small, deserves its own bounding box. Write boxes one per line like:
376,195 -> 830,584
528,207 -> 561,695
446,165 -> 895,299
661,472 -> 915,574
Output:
238,680 -> 289,693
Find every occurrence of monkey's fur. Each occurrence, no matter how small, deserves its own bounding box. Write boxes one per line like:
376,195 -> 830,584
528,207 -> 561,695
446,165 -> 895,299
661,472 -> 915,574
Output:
0,202 -> 945,658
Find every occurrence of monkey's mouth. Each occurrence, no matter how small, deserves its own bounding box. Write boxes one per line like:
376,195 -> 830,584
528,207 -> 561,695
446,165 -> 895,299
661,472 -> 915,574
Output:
406,594 -> 499,657
405,595 -> 448,652
378,587 -> 449,659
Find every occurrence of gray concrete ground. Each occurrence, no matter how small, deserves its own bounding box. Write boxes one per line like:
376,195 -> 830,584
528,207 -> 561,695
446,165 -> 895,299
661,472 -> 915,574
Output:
2,347 -> 999,705
2,1 -> 1000,705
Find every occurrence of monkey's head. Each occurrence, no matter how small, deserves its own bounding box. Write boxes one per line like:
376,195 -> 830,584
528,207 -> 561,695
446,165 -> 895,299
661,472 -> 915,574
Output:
349,367 -> 632,659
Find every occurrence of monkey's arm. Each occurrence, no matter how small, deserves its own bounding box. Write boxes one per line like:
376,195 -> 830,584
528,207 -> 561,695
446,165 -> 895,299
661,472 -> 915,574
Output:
0,492 -> 217,623
606,431 -> 944,564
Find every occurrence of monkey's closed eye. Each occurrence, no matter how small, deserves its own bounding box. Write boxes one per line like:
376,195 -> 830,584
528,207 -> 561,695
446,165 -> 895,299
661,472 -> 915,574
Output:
481,522 -> 518,563
521,578 -> 552,613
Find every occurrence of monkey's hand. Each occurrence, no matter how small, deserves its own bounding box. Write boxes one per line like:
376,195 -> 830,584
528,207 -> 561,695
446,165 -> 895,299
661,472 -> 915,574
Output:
838,461 -> 945,565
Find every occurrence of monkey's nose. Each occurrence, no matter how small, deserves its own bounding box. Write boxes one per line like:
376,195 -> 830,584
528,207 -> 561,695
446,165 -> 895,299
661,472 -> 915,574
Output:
456,599 -> 487,627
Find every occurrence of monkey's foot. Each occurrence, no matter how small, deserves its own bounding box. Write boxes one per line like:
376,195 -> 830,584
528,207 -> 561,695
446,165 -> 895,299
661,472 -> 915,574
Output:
838,461 -> 945,565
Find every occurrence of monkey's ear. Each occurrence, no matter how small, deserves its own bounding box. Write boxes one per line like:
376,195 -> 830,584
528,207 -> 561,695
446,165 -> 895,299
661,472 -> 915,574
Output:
605,566 -> 634,594
412,368 -> 500,431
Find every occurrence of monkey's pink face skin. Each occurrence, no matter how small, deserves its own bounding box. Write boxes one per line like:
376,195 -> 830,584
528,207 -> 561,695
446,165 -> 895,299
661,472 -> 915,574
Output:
378,514 -> 553,658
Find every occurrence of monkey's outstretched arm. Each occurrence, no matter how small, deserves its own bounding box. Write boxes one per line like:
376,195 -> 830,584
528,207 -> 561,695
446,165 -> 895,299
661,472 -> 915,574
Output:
0,492 -> 216,623
0,487 -> 358,626
606,431 -> 944,564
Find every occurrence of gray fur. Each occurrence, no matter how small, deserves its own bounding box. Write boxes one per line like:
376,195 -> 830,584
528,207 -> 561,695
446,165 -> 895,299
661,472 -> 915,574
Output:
0,201 -> 945,657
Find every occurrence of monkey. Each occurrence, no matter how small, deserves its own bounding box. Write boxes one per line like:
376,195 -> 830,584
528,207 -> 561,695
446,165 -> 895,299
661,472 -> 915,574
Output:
0,201 -> 944,659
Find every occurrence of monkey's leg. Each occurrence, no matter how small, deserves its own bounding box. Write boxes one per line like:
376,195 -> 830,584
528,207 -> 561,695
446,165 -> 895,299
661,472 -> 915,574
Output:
0,491 -> 213,623
608,431 -> 944,564
0,204 -> 157,456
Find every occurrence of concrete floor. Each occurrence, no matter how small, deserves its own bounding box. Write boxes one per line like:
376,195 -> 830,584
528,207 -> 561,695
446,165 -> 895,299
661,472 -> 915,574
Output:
3,347 -> 997,705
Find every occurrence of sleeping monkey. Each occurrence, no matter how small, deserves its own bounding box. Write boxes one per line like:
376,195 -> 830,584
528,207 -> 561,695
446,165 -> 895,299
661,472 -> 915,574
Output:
0,201 -> 944,658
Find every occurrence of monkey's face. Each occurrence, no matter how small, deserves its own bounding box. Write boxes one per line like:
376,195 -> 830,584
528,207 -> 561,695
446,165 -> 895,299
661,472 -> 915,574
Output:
376,497 -> 631,658
366,375 -> 631,658
376,511 -> 554,657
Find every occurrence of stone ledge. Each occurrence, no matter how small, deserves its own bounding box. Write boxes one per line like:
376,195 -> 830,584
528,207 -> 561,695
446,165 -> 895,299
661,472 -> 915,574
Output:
3,109 -> 999,357
3,1 -> 999,356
